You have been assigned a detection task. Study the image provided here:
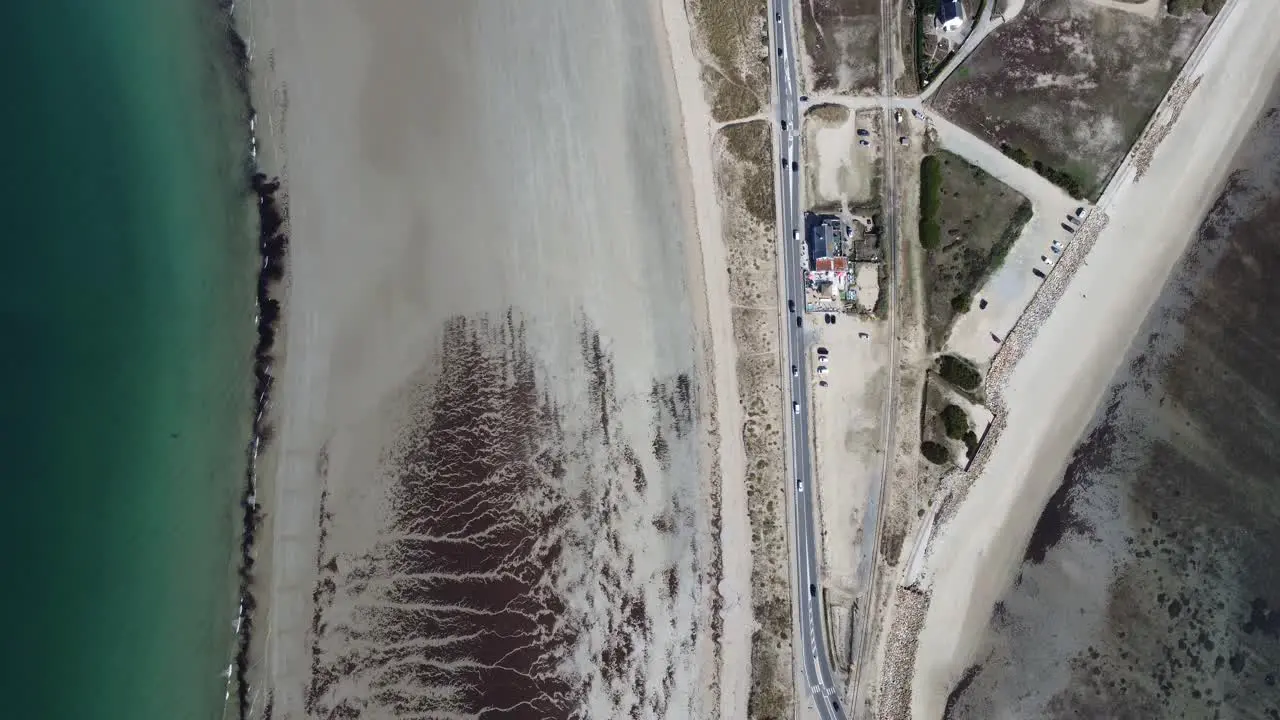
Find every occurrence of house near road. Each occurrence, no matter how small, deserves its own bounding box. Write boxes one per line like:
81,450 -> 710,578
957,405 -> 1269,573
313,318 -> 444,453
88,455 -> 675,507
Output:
805,214 -> 846,271
938,0 -> 964,32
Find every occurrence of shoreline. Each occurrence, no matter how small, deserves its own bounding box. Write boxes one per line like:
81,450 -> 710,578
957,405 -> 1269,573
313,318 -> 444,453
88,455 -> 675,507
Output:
655,0 -> 753,715
215,2 -> 287,717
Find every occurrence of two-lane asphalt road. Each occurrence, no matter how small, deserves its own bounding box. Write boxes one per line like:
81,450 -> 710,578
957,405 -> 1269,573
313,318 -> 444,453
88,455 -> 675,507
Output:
769,3 -> 847,719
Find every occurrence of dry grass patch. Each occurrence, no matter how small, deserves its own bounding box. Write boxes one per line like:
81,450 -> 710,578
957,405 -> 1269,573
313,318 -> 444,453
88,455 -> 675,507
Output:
931,0 -> 1210,197
687,0 -> 772,121
920,151 -> 1031,349
801,0 -> 882,94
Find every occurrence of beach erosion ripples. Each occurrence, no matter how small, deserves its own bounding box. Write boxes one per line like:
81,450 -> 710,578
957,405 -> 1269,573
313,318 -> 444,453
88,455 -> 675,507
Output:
304,312 -> 716,718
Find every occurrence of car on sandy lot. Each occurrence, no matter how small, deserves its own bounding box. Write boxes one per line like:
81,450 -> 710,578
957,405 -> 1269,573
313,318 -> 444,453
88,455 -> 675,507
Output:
819,380 -> 828,387
1042,255 -> 1053,265
816,366 -> 828,375
816,346 -> 828,355
858,332 -> 870,340
899,136 -> 910,146
857,128 -> 870,137
858,139 -> 870,147
1061,222 -> 1076,233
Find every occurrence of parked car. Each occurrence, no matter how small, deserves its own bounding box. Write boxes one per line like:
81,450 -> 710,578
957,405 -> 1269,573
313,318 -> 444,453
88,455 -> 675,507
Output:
1032,267 -> 1047,279
858,331 -> 870,339
816,346 -> 829,355
899,136 -> 910,146
858,139 -> 870,147
912,109 -> 925,120
894,109 -> 903,124
799,95 -> 808,101
856,128 -> 870,137
819,380 -> 828,387
1061,222 -> 1076,233
1075,206 -> 1086,218
1042,255 -> 1053,265
816,366 -> 828,375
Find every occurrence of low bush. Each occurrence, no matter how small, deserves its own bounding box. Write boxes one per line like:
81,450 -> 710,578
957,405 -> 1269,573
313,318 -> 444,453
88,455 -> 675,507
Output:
921,441 -> 951,466
963,430 -> 980,460
950,293 -> 971,313
938,354 -> 982,391
999,143 -> 1082,197
920,155 -> 943,250
940,404 -> 970,440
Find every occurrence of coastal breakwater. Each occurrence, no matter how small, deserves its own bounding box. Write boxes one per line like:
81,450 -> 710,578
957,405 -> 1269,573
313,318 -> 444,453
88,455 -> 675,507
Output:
218,1 -> 282,716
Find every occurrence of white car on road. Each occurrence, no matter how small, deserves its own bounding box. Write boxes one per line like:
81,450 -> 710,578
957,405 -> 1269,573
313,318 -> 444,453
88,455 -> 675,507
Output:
793,401 -> 800,415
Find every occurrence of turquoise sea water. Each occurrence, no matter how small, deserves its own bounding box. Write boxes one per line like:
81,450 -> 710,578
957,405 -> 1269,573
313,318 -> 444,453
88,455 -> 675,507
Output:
0,2 -> 255,718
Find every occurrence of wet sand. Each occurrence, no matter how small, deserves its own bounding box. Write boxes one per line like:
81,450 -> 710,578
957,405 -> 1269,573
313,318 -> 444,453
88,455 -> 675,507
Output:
944,75 -> 1280,720
904,0 -> 1280,715
238,1 -> 729,716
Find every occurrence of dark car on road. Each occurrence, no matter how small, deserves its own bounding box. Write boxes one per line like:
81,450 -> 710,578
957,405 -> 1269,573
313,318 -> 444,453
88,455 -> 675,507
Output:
796,316 -> 802,328
809,583 -> 816,596
788,299 -> 795,312
791,160 -> 798,171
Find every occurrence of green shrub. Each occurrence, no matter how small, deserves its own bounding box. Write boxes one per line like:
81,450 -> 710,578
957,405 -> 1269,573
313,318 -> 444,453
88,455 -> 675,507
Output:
940,404 -> 970,440
1202,0 -> 1225,12
950,293 -> 971,313
920,155 -> 944,250
963,430 -> 980,459
920,219 -> 941,250
938,354 -> 982,391
921,441 -> 951,466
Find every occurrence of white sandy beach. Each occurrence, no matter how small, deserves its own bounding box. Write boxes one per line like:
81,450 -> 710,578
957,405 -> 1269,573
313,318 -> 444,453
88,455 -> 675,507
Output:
237,0 -> 744,717
909,0 -> 1280,716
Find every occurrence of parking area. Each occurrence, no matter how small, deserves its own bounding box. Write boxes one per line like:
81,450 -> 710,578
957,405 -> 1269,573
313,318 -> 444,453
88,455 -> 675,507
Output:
943,204 -> 1088,367
806,315 -> 888,593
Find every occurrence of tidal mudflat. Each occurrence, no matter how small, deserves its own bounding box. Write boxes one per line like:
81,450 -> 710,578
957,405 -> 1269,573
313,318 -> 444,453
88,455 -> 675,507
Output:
240,1 -> 729,717
944,79 -> 1280,720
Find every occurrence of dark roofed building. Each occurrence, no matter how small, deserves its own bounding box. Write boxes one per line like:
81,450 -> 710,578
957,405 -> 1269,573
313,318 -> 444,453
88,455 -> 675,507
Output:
938,0 -> 964,32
